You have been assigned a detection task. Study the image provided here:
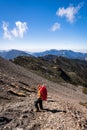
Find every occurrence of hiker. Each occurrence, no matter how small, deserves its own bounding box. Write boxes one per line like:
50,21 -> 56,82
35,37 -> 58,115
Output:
34,84 -> 47,112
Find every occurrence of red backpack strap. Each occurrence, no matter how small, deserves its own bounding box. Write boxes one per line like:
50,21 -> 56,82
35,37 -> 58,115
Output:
40,86 -> 47,100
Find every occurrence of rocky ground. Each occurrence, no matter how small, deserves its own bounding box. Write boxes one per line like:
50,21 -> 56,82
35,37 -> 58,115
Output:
0,57 -> 87,130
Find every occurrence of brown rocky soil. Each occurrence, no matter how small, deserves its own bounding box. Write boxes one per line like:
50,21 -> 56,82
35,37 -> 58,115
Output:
0,57 -> 87,130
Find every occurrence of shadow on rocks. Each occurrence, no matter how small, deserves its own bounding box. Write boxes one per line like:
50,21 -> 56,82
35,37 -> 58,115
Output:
0,116 -> 12,126
43,108 -> 66,114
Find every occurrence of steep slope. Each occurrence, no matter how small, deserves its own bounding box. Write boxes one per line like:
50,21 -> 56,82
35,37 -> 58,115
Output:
0,57 -> 87,130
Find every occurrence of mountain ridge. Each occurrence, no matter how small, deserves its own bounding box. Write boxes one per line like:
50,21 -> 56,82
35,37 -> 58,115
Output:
0,49 -> 31,59
32,49 -> 87,60
0,49 -> 87,60
0,56 -> 87,130
11,55 -> 87,87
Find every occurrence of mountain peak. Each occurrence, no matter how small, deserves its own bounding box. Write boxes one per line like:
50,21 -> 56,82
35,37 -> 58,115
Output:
32,49 -> 87,60
0,49 -> 31,59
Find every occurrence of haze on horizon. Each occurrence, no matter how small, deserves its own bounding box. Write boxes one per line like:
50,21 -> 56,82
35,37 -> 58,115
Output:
0,0 -> 87,53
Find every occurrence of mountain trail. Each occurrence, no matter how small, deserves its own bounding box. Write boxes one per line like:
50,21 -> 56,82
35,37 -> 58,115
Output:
0,57 -> 87,130
0,91 -> 87,130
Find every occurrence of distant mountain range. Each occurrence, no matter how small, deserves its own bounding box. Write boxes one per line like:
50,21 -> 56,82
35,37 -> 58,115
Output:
32,49 -> 87,60
0,49 -> 87,60
0,49 -> 31,59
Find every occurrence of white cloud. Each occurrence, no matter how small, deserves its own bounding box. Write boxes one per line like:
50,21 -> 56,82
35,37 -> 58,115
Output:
2,21 -> 28,40
11,21 -> 28,38
11,28 -> 18,38
56,3 -> 82,23
50,22 -> 60,32
2,22 -> 12,40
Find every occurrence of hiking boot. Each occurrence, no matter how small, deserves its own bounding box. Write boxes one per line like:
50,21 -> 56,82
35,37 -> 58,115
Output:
34,109 -> 40,112
40,108 -> 45,112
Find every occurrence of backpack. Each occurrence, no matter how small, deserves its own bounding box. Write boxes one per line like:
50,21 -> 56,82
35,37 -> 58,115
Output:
40,86 -> 47,100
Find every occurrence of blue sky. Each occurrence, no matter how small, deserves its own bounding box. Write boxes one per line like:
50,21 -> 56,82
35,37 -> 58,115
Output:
0,0 -> 87,52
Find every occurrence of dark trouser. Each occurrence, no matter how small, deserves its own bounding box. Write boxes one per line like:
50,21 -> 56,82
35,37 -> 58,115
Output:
34,98 -> 43,111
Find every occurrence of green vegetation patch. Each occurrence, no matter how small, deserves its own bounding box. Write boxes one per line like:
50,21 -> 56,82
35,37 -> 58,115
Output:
12,55 -> 87,86
82,87 -> 87,94
80,102 -> 87,108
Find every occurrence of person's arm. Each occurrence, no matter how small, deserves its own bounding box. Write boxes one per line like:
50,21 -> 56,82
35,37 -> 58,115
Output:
37,86 -> 42,98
